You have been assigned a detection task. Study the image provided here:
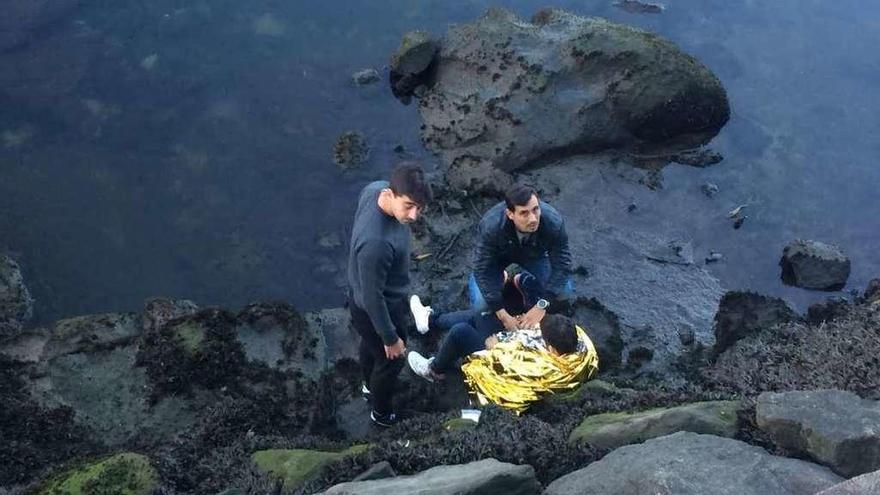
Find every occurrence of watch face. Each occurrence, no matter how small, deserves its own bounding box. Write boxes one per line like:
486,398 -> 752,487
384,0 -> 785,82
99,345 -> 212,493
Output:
537,299 -> 548,309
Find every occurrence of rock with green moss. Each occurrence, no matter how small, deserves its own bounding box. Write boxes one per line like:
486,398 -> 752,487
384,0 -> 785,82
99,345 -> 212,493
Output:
41,452 -> 157,495
569,400 -> 740,449
252,445 -> 369,491
444,417 -> 478,432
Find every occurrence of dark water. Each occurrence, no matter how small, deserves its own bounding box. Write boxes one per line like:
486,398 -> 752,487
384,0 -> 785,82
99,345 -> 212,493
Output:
1,0 -> 878,324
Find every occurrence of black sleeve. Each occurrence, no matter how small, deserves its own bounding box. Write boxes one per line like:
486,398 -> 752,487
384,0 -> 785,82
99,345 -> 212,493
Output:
473,223 -> 505,312
357,239 -> 399,345
544,218 -> 573,301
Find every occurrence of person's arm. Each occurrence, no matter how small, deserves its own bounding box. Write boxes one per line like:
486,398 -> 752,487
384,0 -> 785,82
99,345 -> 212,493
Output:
357,240 -> 401,349
473,223 -> 505,313
544,217 -> 573,303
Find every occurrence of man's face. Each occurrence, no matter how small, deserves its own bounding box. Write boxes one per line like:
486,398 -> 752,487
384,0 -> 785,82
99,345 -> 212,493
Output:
388,192 -> 422,224
506,194 -> 541,233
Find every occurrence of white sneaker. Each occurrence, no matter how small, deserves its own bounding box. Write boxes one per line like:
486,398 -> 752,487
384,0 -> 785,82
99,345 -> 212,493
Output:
407,351 -> 436,382
409,295 -> 433,334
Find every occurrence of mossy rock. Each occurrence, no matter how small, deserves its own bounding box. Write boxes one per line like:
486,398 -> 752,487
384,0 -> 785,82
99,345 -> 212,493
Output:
444,417 -> 478,432
171,321 -> 205,354
41,453 -> 157,495
252,445 -> 369,491
569,400 -> 741,449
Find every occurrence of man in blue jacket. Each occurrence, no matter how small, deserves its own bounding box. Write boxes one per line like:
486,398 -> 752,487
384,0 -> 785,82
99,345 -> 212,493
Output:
470,184 -> 573,331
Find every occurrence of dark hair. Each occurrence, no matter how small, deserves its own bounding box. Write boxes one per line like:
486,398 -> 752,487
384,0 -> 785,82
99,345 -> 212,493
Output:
389,161 -> 433,206
541,314 -> 578,355
504,184 -> 538,211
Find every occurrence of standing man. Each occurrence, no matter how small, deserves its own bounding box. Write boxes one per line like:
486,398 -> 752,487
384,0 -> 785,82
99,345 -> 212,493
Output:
347,161 -> 432,427
471,184 -> 573,331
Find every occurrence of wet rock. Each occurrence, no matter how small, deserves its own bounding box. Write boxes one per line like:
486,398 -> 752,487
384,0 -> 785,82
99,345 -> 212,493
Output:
413,8 -> 729,185
702,182 -> 719,197
352,68 -> 381,86
333,131 -> 370,170
569,400 -> 740,449
570,297 -> 624,369
38,452 -> 158,495
236,302 -> 324,378
0,254 -> 34,339
678,325 -> 696,346
705,250 -> 723,264
780,240 -> 851,291
713,291 -> 800,355
671,148 -> 724,167
733,216 -> 745,229
756,389 -> 880,477
815,468 -> 880,495
613,0 -> 665,14
44,312 -> 142,359
252,446 -> 369,492
864,278 -> 880,303
142,297 -> 199,332
545,432 -> 843,495
323,458 -> 540,495
305,307 -> 358,365
807,297 -> 851,325
389,30 -> 439,102
352,461 -> 396,482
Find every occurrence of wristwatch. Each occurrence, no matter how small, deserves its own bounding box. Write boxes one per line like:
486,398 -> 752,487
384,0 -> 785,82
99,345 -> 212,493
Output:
536,298 -> 549,310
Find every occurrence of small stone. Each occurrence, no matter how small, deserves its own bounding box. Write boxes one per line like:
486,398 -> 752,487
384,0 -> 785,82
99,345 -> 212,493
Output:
333,131 -> 370,170
352,68 -> 381,86
626,203 -> 637,212
733,216 -> 745,229
705,251 -> 723,264
701,183 -> 719,197
393,144 -> 405,153
678,326 -> 695,346
141,53 -> 159,70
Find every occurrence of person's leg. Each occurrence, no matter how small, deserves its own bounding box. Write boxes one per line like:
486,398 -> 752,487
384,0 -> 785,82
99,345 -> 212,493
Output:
521,256 -> 574,300
467,273 -> 488,311
431,322 -> 489,373
432,309 -> 479,332
349,303 -> 384,409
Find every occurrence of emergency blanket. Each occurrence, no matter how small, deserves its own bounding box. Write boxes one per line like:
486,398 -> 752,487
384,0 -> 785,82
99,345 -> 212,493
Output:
460,325 -> 599,414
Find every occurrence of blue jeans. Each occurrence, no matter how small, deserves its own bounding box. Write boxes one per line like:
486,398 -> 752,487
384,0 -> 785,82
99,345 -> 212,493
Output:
468,256 -> 573,310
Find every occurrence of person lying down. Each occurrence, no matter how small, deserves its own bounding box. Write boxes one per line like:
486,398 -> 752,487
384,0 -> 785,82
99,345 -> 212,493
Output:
408,303 -> 599,414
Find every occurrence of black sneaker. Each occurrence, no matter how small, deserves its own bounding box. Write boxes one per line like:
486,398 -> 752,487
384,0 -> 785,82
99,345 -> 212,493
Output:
361,382 -> 371,402
370,410 -> 398,428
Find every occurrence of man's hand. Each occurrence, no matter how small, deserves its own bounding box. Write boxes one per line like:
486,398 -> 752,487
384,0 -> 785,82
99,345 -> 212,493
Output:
495,308 -> 519,331
519,306 -> 546,330
484,335 -> 499,350
384,338 -> 406,360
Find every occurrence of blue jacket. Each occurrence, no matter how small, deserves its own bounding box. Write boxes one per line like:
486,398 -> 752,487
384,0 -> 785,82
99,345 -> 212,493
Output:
473,201 -> 572,312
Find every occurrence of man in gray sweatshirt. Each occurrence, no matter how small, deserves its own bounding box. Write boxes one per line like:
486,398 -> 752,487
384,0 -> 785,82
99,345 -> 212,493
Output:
347,161 -> 432,427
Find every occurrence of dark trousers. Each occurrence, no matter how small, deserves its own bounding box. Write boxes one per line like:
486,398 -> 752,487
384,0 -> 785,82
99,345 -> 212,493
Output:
349,300 -> 409,416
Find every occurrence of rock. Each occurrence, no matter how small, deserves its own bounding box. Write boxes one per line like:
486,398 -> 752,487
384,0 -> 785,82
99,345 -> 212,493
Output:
333,131 -> 371,170
756,389 -> 880,477
44,313 -> 142,359
352,461 -> 396,482
613,0 -> 665,14
38,452 -> 158,495
389,30 -> 439,101
733,216 -> 745,229
702,182 -> 720,197
569,400 -> 740,449
705,250 -> 723,263
863,278 -> 880,303
713,291 -> 800,355
570,297 -> 624,369
305,307 -> 359,365
545,432 -> 843,495
807,297 -> 851,325
413,8 -> 729,183
677,325 -> 696,346
323,458 -> 540,495
0,254 -> 34,339
814,468 -> 880,495
352,68 -> 381,86
780,240 -> 851,291
671,148 -> 723,167
142,297 -> 199,332
235,302 -> 325,378
252,446 -> 369,492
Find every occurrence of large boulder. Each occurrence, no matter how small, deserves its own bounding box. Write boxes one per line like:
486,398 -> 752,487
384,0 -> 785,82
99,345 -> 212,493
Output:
815,468 -> 880,495
545,432 -> 843,495
713,291 -> 800,354
323,458 -> 540,495
410,8 -> 729,190
780,240 -> 851,291
756,389 -> 880,477
569,400 -> 740,449
570,297 -> 624,369
0,254 -> 34,339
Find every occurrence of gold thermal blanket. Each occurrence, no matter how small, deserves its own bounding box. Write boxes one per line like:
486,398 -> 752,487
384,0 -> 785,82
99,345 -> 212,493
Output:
460,326 -> 599,414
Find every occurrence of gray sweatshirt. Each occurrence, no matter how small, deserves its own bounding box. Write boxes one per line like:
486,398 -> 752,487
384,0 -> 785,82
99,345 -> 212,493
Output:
347,181 -> 411,345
